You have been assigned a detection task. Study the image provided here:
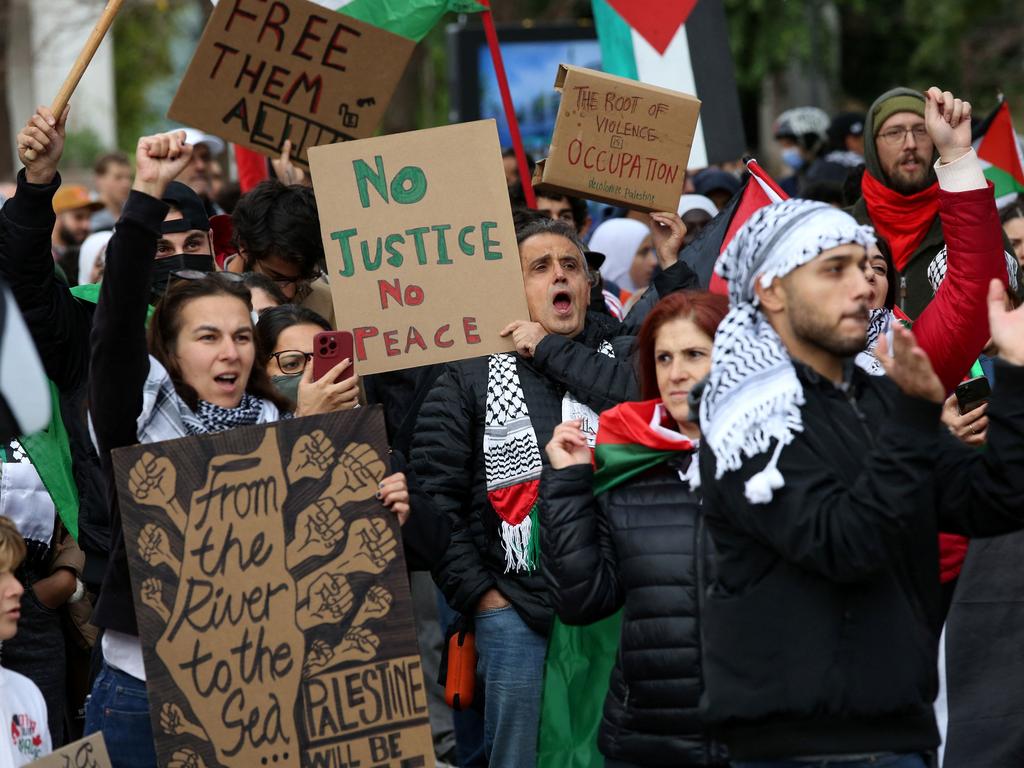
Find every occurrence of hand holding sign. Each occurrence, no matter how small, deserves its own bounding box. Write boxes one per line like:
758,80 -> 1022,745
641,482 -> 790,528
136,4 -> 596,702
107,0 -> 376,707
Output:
287,498 -> 346,568
137,524 -> 180,572
338,517 -> 397,575
325,444 -> 387,506
129,452 -> 186,532
287,429 -> 336,483
298,571 -> 354,630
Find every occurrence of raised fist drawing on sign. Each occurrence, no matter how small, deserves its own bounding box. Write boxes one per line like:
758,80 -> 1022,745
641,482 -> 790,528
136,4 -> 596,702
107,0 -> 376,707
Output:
167,748 -> 208,768
337,517 -> 397,575
138,523 -> 181,572
129,451 -> 186,532
297,571 -> 355,630
140,578 -> 170,623
324,443 -> 387,507
287,498 -> 346,568
287,429 -> 336,483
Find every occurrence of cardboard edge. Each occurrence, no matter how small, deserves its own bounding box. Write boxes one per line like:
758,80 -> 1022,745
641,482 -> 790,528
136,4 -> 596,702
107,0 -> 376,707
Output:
558,64 -> 704,108
554,63 -> 569,92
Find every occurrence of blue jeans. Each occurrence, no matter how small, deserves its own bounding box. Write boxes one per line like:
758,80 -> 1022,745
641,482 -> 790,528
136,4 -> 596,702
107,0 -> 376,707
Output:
474,604 -> 548,768
734,755 -> 929,768
84,662 -> 156,768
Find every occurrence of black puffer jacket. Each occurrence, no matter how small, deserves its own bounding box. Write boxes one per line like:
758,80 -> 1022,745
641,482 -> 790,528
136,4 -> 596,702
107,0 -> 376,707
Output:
411,312 -> 638,634
539,459 -> 729,767
699,360 -> 1024,761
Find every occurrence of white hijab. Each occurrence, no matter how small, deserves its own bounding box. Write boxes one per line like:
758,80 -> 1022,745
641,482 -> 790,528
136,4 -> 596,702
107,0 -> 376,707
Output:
589,217 -> 651,292
78,231 -> 113,285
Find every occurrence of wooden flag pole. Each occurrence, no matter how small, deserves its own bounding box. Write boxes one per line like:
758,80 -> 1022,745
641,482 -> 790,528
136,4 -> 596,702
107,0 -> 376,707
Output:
23,0 -> 126,161
478,2 -> 537,208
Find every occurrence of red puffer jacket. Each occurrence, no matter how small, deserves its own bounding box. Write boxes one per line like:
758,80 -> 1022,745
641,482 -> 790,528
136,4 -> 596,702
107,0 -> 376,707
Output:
911,182 -> 1007,585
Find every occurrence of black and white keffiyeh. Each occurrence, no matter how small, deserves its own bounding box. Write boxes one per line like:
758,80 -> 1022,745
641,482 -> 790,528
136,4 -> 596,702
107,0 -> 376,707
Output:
699,200 -> 876,504
927,246 -> 1020,295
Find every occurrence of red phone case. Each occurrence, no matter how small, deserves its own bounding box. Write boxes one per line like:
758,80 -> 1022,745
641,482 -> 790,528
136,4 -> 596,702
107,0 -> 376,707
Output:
444,629 -> 477,711
312,331 -> 355,383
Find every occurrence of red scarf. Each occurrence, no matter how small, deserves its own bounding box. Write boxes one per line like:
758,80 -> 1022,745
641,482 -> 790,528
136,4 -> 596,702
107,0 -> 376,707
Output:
861,171 -> 939,271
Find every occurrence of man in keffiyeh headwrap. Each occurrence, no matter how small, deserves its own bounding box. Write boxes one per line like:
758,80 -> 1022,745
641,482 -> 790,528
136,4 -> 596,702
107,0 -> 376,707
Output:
695,191 -> 1024,764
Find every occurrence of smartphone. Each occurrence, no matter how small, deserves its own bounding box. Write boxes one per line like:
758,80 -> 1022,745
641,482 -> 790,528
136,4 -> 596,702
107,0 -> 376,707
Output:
312,331 -> 355,383
955,375 -> 991,415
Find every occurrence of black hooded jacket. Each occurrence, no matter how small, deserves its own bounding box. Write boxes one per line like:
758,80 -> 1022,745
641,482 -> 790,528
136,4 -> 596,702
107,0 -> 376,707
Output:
698,359 -> 1024,760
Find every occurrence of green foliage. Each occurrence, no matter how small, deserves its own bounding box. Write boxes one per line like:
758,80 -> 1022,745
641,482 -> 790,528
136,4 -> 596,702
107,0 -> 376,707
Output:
723,0 -> 818,91
62,127 -> 105,169
112,1 -> 177,153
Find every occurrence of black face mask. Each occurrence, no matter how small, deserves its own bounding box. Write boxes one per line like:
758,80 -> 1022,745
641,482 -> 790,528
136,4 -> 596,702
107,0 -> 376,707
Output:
151,253 -> 216,298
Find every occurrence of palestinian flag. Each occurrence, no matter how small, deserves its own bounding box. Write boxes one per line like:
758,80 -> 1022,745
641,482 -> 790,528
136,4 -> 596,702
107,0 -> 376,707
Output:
537,400 -> 695,768
680,158 -> 788,293
974,99 -> 1024,208
591,0 -> 745,169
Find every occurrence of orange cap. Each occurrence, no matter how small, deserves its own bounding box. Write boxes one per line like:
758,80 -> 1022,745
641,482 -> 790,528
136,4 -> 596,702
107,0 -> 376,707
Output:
52,185 -> 103,215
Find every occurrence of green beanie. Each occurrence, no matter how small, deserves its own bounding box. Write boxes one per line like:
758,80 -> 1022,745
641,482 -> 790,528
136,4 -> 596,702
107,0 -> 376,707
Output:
872,94 -> 925,136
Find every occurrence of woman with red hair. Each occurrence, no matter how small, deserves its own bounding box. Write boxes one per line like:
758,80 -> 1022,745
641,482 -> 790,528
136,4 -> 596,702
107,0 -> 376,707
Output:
539,291 -> 730,767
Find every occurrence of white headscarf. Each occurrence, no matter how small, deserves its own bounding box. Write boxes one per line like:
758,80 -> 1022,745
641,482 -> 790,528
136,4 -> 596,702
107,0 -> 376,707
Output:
700,199 -> 876,504
589,217 -> 651,292
677,194 -> 718,218
78,231 -> 113,285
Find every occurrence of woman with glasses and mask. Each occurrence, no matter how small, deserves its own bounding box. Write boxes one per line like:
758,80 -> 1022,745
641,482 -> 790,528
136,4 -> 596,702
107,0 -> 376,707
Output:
256,304 -> 360,413
83,132 -> 408,768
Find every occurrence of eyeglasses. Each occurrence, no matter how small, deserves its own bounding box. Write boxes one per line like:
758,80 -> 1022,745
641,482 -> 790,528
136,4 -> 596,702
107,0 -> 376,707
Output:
170,269 -> 246,285
878,125 -> 928,146
269,350 -> 313,375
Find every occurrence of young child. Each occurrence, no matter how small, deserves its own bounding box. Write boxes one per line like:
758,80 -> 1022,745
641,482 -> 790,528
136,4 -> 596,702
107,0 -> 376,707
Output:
0,515 -> 51,766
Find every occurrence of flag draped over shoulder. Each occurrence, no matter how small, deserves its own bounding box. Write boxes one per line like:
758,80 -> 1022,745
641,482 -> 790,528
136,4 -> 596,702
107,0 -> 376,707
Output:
974,100 -> 1024,207
537,400 -> 694,768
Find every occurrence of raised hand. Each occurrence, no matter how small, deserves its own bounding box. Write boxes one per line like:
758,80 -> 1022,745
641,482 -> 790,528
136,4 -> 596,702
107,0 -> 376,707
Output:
649,211 -> 687,268
295,362 -> 361,416
167,748 -> 208,768
159,703 -> 207,740
325,444 -> 387,506
545,419 -> 593,470
287,429 -> 336,483
988,278 -> 1024,366
353,586 -> 393,627
129,452 -> 186,532
297,572 -> 354,630
17,105 -> 69,184
138,523 -> 181,572
140,578 -> 171,623
499,320 -> 548,358
377,472 -> 410,526
876,325 -> 945,404
337,517 -> 397,575
925,86 -> 972,164
271,139 -> 307,186
133,130 -> 194,200
287,498 -> 346,568
336,627 -> 380,663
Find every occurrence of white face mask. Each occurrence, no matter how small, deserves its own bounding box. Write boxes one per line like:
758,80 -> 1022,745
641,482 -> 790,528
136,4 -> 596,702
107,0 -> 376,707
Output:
781,147 -> 805,171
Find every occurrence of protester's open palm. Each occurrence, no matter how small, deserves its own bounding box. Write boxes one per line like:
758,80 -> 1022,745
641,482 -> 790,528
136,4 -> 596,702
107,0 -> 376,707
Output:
134,131 -> 193,199
988,279 -> 1024,366
545,420 -> 593,469
925,86 -> 972,160
877,325 -> 944,404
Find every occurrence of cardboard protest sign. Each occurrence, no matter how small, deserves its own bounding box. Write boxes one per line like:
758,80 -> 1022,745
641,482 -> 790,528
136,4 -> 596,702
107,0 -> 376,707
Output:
113,408 -> 432,768
308,120 -> 530,375
534,64 -> 702,212
168,0 -> 416,168
28,733 -> 111,768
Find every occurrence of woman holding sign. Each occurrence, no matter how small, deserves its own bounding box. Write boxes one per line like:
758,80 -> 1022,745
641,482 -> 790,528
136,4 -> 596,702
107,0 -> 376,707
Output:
83,131 -> 408,768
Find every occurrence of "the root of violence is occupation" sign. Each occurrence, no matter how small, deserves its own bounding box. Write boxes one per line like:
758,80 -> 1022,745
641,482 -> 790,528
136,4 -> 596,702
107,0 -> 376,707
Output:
308,120 -> 530,375
114,407 -> 432,768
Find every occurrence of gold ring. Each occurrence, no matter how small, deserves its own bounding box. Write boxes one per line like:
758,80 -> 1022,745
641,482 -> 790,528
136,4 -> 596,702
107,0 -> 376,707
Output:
970,423 -> 977,435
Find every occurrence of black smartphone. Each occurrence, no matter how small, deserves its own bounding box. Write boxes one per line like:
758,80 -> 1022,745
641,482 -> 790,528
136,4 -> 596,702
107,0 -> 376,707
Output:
955,375 -> 991,414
